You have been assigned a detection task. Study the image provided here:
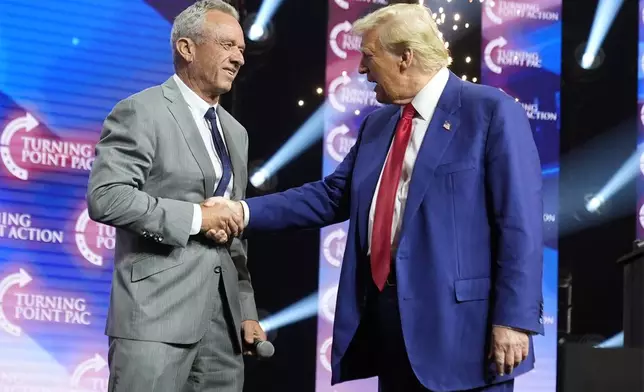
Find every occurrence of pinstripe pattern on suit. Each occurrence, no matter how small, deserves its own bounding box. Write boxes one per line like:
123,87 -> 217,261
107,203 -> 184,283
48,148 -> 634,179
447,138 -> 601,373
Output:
87,77 -> 256,392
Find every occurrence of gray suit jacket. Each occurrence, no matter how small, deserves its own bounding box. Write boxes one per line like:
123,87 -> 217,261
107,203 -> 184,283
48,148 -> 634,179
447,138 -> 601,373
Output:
87,77 -> 257,347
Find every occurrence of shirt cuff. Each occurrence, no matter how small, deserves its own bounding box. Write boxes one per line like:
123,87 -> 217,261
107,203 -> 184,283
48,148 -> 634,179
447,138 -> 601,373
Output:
240,200 -> 250,227
190,204 -> 202,235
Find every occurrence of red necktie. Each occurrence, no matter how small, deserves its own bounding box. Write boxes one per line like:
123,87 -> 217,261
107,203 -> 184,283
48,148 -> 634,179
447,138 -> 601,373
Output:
370,103 -> 416,291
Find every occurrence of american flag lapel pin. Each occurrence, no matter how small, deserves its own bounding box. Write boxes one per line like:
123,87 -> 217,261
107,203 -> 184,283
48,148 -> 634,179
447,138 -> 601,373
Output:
443,121 -> 451,131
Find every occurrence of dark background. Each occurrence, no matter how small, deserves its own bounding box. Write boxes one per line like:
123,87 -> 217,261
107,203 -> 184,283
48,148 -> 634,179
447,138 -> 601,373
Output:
147,0 -> 637,390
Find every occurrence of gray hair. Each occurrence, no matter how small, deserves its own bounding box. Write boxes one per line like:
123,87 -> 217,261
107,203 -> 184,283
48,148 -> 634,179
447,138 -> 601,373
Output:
171,0 -> 239,51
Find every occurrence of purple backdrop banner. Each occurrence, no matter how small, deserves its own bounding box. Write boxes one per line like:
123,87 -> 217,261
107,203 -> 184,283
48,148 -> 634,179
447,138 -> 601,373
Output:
318,0 -> 388,390
481,0 -> 561,391
319,0 -> 560,390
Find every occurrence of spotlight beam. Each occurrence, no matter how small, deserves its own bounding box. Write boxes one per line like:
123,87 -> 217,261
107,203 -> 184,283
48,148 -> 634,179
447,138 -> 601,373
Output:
251,102 -> 328,188
259,293 -> 318,332
581,0 -> 624,69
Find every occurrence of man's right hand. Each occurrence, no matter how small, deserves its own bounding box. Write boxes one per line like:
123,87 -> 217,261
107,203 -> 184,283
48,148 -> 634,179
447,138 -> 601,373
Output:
200,197 -> 244,243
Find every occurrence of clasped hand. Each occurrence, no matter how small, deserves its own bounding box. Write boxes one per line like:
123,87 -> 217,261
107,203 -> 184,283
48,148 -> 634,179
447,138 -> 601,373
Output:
199,197 -> 245,244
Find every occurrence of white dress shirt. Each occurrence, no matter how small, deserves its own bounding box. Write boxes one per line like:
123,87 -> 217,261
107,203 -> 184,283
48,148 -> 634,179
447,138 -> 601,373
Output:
172,74 -> 234,235
367,67 -> 450,255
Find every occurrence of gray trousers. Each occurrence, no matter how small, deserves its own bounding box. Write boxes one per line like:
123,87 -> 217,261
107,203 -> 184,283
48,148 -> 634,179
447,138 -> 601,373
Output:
107,276 -> 243,392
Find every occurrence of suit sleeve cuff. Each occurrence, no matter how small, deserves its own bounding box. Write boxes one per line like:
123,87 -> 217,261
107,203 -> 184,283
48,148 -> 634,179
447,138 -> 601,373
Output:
240,200 -> 250,227
190,204 -> 202,235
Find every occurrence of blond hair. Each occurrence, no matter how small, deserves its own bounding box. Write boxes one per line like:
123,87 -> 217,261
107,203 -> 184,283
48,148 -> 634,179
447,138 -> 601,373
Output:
352,3 -> 450,73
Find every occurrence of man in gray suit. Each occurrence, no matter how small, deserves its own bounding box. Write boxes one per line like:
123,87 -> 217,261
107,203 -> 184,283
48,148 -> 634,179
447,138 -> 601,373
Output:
86,1 -> 265,391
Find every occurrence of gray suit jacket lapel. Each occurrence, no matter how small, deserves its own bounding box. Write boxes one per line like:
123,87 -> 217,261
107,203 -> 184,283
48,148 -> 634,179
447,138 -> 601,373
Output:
162,77 -> 216,198
217,106 -> 245,200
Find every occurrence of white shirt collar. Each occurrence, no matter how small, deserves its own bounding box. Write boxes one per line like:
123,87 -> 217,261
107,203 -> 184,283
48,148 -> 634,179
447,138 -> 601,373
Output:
409,67 -> 450,120
173,74 -> 217,118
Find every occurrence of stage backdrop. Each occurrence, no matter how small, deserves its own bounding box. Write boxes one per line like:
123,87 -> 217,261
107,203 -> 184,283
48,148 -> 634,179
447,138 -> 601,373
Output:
481,0 -> 560,391
319,0 -> 560,391
0,0 -> 178,390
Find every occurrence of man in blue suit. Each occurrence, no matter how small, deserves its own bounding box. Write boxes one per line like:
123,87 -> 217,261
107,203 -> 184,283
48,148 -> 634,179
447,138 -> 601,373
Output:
209,3 -> 544,391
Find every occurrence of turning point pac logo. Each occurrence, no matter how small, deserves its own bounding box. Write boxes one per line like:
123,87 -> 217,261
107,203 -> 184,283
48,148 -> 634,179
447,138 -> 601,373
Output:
329,21 -> 361,59
0,268 -> 32,336
75,208 -> 115,267
0,268 -> 92,336
318,336 -> 333,372
0,112 -> 95,180
320,285 -> 338,323
328,73 -> 380,112
71,353 -> 108,392
322,227 -> 347,266
484,37 -> 542,74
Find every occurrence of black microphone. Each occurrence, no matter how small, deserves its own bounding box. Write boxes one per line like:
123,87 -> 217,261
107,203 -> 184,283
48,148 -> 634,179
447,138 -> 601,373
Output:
253,338 -> 275,359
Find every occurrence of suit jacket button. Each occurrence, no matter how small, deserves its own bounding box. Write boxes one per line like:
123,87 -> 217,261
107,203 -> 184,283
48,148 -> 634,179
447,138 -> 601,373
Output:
214,266 -> 222,273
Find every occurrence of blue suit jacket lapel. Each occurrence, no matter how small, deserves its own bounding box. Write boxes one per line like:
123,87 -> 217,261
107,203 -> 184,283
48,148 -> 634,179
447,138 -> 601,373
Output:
399,72 -> 463,237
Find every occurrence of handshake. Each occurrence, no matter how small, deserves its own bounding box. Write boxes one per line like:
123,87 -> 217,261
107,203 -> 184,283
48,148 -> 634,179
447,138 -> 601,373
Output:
199,197 -> 246,244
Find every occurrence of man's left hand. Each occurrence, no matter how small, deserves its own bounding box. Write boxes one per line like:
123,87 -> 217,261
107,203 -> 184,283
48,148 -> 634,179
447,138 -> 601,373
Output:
241,320 -> 267,356
488,325 -> 529,376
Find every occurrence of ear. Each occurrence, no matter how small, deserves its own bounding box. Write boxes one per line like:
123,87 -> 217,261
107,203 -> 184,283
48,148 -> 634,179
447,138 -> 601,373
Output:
175,37 -> 196,63
400,47 -> 413,72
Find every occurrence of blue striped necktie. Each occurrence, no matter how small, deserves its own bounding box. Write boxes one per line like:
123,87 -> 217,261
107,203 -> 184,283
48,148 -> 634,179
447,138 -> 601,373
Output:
204,107 -> 232,196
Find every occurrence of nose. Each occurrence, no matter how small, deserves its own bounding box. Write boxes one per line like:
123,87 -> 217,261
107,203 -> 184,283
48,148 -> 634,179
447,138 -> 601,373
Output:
231,50 -> 245,67
358,64 -> 367,74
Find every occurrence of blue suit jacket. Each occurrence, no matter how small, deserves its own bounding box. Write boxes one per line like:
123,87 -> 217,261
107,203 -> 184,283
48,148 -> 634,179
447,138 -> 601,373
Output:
245,72 -> 544,391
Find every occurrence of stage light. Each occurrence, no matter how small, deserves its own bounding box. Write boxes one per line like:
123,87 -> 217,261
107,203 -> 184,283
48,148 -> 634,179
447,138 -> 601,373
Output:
243,12 -> 274,44
439,7 -> 444,13
454,13 -> 460,21
461,75 -> 467,80
453,25 -> 458,30
465,23 -> 470,28
316,87 -> 323,95
248,24 -> 265,41
250,102 -> 328,189
586,195 -> 604,213
465,56 -> 471,63
472,77 -> 478,82
445,41 -> 449,48
580,0 -> 624,70
298,100 -> 304,106
354,109 -> 361,115
250,167 -> 270,188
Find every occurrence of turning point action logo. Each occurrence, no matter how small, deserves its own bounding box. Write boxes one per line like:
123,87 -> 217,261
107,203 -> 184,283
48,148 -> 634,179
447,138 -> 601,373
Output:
484,37 -> 542,74
0,211 -> 64,244
75,208 -> 115,267
484,0 -> 560,25
1,112 -> 95,180
0,268 -> 92,336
